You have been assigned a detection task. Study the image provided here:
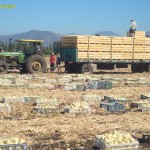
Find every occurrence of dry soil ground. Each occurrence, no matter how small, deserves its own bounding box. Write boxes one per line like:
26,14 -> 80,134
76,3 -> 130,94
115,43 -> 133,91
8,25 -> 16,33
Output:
0,66 -> 150,150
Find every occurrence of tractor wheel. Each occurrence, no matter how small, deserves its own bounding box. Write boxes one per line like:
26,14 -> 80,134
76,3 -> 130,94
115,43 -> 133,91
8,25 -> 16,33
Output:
81,64 -> 93,74
25,55 -> 47,74
0,61 -> 9,75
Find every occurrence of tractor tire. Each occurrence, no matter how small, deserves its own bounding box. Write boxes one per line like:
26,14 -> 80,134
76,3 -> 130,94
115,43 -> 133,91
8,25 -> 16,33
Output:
81,64 -> 93,74
25,55 -> 47,74
0,61 -> 9,75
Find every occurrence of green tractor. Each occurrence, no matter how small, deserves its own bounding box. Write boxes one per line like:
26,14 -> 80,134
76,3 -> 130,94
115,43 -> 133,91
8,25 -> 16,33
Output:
0,39 -> 47,74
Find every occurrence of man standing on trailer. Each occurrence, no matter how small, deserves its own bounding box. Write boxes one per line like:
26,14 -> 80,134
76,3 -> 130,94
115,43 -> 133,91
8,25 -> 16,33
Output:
129,20 -> 137,37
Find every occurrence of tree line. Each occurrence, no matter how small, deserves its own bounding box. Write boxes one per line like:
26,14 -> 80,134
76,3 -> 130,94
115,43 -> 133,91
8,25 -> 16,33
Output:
0,40 -> 62,55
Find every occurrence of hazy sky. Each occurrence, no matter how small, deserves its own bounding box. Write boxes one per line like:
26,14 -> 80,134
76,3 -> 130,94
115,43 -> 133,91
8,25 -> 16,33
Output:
0,0 -> 150,36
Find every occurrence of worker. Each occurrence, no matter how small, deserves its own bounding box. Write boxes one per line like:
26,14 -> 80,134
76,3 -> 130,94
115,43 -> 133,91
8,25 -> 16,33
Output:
36,44 -> 41,54
64,60 -> 69,73
56,52 -> 61,72
49,53 -> 56,71
129,20 -> 137,37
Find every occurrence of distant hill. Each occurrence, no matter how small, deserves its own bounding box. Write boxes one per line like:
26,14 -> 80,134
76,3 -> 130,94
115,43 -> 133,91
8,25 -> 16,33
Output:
93,31 -> 120,36
0,30 -> 63,46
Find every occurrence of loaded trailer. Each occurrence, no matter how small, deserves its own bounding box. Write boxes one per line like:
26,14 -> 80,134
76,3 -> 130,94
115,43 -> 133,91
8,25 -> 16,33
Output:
61,31 -> 150,74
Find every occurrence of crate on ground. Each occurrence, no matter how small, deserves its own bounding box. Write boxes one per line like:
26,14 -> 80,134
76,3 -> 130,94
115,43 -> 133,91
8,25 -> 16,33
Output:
86,80 -> 112,90
76,84 -> 86,91
142,133 -> 150,143
0,106 -> 11,113
81,94 -> 101,105
36,98 -> 58,105
101,76 -> 112,80
35,99 -> 60,114
95,137 -> 139,150
64,107 -> 90,115
28,83 -> 50,88
95,131 -> 139,150
3,96 -> 24,103
64,101 -> 91,114
35,107 -> 61,114
124,81 -> 139,87
0,143 -> 27,150
141,94 -> 150,99
0,137 -> 27,150
131,100 -> 150,109
105,96 -> 131,109
140,103 -> 150,111
64,84 -> 77,91
100,102 -> 125,112
23,96 -> 41,103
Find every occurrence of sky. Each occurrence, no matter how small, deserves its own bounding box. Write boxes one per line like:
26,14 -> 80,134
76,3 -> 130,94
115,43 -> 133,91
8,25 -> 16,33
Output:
0,0 -> 150,36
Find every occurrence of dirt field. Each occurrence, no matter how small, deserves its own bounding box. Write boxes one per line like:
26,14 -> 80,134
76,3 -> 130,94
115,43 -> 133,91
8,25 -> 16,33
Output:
0,67 -> 150,149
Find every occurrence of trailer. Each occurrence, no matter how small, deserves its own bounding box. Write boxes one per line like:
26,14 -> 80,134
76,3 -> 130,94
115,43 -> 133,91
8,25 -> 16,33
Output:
61,31 -> 150,74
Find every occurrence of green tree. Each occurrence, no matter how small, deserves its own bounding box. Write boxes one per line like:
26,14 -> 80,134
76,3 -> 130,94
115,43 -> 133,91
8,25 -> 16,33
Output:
53,41 -> 62,53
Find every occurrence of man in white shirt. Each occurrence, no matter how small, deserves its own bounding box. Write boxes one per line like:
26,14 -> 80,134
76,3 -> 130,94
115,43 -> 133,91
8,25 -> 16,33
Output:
129,20 -> 137,37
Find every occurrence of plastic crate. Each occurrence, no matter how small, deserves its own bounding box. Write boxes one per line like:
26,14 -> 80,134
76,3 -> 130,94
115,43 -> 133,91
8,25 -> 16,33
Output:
131,102 -> 145,108
86,81 -> 112,90
107,97 -> 131,109
141,94 -> 150,99
0,143 -> 27,150
0,106 -> 11,113
100,102 -> 115,112
142,133 -> 150,143
115,103 -> 125,111
100,102 -> 125,112
64,107 -> 90,115
95,137 -> 139,150
35,107 -> 61,114
23,96 -> 41,103
76,85 -> 86,91
3,97 -> 24,103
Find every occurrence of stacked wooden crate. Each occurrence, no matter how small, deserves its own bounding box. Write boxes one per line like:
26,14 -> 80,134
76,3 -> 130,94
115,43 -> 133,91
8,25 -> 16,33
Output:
62,31 -> 150,61
135,31 -> 145,37
145,38 -> 150,59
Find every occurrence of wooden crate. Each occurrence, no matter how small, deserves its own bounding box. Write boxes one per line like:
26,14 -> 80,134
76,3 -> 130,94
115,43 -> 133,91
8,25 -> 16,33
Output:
135,31 -> 145,37
62,34 -> 150,61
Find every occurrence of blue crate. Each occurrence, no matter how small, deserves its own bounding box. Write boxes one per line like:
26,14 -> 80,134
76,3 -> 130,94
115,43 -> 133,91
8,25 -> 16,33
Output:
100,102 -> 125,112
86,81 -> 112,90
114,103 -> 125,111
100,102 -> 115,112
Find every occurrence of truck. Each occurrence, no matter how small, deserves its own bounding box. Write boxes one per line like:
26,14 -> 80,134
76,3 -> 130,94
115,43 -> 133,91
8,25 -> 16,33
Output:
0,39 -> 47,74
61,31 -> 150,74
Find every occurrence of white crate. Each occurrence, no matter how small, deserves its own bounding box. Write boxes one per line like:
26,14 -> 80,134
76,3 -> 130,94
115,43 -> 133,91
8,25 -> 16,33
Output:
95,136 -> 139,150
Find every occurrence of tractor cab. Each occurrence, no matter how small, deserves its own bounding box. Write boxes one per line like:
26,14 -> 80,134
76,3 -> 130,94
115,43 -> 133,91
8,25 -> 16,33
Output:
16,39 -> 44,57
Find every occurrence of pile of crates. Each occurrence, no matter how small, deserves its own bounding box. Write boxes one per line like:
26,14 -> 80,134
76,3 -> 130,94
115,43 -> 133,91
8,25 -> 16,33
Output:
131,94 -> 150,111
100,95 -> 131,112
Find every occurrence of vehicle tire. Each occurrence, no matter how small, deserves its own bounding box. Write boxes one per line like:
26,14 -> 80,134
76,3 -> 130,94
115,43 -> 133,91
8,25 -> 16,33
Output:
67,63 -> 76,73
81,64 -> 93,74
0,61 -> 9,75
131,64 -> 145,73
25,55 -> 47,74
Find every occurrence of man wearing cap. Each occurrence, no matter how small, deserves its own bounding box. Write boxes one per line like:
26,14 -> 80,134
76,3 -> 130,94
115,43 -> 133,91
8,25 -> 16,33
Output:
129,20 -> 137,37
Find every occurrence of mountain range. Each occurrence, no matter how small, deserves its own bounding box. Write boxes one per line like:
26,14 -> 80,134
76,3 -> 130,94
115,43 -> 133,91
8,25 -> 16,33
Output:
0,30 -> 150,46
